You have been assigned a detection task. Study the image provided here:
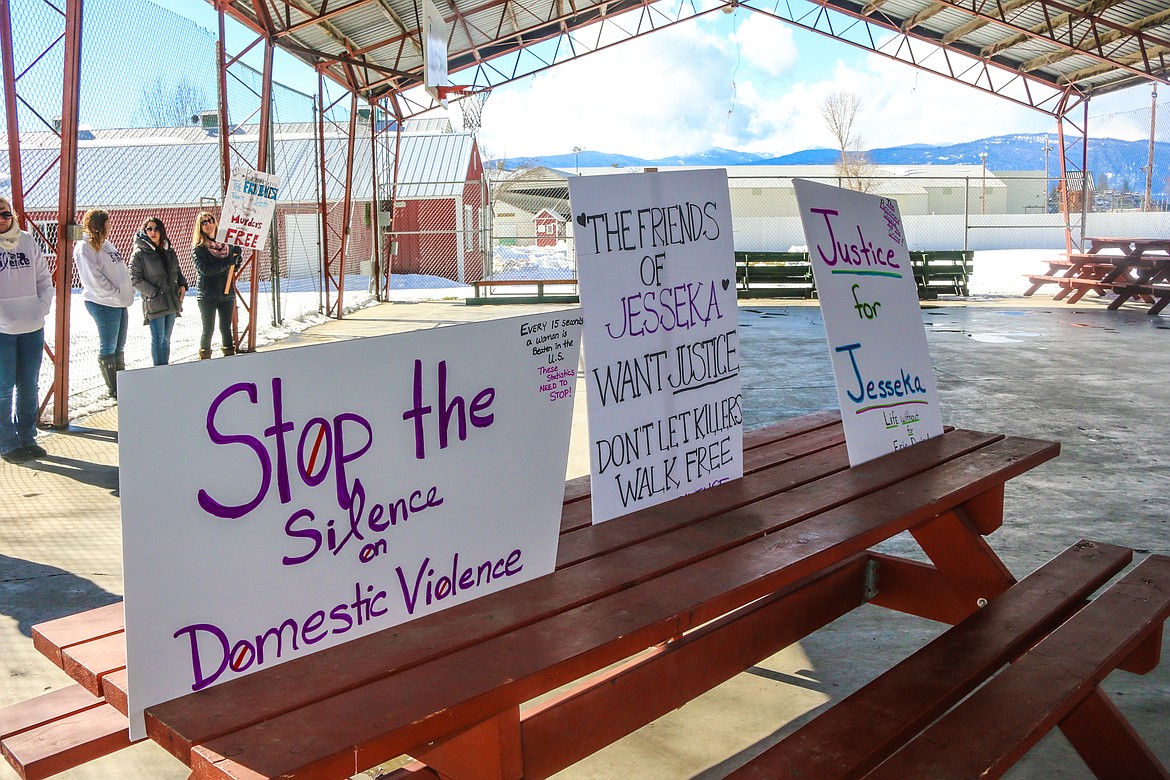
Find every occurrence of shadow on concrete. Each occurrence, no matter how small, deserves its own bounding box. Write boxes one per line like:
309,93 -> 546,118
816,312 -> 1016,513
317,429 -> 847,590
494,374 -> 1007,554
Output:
23,455 -> 119,495
0,554 -> 121,638
58,424 -> 119,444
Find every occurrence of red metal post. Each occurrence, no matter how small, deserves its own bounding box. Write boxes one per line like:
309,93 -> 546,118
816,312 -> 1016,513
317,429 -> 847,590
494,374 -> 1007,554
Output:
240,36 -> 274,352
334,90 -> 358,318
0,0 -> 25,223
367,101 -> 383,301
49,0 -> 83,428
317,70 -> 329,315
216,7 -> 230,196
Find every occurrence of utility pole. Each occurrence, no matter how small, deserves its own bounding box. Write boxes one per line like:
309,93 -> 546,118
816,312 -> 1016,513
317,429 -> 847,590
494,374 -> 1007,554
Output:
1145,85 -> 1157,211
980,152 -> 988,215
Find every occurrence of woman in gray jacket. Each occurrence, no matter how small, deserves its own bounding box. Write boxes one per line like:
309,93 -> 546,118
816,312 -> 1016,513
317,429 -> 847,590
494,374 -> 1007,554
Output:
129,217 -> 187,366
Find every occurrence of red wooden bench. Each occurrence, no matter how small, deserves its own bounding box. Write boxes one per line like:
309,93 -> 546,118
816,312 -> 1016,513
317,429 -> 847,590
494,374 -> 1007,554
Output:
727,540 -> 1170,778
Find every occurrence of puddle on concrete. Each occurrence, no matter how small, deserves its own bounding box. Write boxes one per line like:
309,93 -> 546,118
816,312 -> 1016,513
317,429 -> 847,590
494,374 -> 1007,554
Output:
966,331 -> 1042,343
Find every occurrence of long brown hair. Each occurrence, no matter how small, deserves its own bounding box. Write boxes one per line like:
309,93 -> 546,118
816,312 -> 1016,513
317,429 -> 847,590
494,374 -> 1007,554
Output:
192,211 -> 219,248
82,209 -> 109,252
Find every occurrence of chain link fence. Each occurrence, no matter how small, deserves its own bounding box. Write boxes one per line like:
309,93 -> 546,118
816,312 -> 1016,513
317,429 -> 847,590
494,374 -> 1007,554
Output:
1,0 -> 385,415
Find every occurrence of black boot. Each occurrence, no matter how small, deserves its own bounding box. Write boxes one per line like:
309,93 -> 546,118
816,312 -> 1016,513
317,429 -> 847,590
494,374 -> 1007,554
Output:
98,355 -> 118,400
115,351 -> 125,372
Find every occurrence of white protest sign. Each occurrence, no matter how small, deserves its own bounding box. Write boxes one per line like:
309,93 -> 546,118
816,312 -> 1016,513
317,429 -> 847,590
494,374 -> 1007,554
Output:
569,169 -> 742,524
119,311 -> 582,738
216,167 -> 281,252
793,178 -> 943,466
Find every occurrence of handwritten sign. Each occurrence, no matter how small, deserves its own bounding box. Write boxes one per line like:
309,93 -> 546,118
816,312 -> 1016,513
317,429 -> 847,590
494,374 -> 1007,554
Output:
569,169 -> 742,523
794,178 -> 943,466
118,311 -> 582,738
216,167 -> 281,251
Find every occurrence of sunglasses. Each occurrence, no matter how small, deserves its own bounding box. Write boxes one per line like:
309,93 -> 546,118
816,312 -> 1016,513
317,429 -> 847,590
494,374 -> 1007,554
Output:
200,218 -> 216,226
145,226 -> 160,233
0,212 -> 12,219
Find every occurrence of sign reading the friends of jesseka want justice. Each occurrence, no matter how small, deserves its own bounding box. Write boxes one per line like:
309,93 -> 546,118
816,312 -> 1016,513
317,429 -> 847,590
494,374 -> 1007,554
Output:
793,178 -> 943,466
569,169 -> 743,524
118,311 -> 582,738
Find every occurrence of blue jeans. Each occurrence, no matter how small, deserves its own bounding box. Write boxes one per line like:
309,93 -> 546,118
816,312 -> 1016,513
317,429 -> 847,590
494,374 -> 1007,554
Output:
85,301 -> 129,358
0,328 -> 44,454
148,314 -> 176,366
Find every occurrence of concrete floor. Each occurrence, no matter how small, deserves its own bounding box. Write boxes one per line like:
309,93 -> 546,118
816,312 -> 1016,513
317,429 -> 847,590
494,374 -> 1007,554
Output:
1,294 -> 1167,779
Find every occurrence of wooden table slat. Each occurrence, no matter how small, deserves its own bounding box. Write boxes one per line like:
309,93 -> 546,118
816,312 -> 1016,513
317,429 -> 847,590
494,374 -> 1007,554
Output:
169,435 -> 1057,776
148,427 -> 1002,763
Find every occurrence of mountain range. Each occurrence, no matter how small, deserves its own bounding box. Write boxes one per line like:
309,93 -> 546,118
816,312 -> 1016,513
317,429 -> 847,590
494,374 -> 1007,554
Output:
495,133 -> 1168,195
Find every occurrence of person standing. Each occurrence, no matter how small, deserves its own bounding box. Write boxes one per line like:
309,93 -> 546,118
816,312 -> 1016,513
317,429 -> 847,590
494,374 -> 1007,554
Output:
129,217 -> 187,366
0,197 -> 54,463
74,209 -> 134,398
190,211 -> 241,359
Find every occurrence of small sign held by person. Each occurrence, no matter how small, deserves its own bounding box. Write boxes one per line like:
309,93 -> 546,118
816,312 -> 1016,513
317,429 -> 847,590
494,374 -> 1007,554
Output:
217,167 -> 282,251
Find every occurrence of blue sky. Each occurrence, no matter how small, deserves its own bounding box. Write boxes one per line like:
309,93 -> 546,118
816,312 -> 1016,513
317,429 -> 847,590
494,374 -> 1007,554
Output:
142,0 -> 1154,161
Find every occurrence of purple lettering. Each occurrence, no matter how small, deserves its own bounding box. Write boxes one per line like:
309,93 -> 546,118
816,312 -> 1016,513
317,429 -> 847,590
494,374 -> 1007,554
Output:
198,383 -> 271,520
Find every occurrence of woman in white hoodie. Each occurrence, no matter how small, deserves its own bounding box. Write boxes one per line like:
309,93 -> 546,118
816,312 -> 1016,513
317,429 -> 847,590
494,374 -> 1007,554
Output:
0,196 -> 54,464
74,209 -> 134,399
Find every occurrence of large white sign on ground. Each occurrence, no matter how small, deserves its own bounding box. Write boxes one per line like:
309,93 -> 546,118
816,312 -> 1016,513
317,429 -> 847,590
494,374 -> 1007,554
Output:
794,178 -> 943,466
569,169 -> 742,524
216,167 -> 281,252
119,312 -> 582,738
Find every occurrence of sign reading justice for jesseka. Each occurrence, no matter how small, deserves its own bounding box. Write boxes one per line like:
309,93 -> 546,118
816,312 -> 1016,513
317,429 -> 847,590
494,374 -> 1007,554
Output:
794,178 -> 943,466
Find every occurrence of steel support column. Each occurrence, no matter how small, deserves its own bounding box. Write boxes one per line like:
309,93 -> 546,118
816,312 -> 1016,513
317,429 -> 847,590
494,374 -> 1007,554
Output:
241,37 -> 275,351
0,0 -> 24,223
368,102 -> 384,301
49,0 -> 83,428
317,71 -> 329,316
1055,99 -> 1090,253
335,92 -> 357,318
322,90 -> 357,319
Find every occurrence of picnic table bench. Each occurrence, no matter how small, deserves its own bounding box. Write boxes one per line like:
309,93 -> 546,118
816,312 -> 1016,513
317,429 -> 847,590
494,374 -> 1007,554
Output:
465,278 -> 579,305
735,250 -> 972,300
1024,237 -> 1170,315
3,411 -> 1168,779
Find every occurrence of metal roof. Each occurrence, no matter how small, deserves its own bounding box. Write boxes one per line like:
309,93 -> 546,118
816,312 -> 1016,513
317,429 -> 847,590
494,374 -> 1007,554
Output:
215,0 -> 1168,121
3,127 -> 478,209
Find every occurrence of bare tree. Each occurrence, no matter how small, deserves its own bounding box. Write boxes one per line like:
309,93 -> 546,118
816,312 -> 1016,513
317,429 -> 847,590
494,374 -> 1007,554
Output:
820,91 -> 877,192
138,75 -> 208,128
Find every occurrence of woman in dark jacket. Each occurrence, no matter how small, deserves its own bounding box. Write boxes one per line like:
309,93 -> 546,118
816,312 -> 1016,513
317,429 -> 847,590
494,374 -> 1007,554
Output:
190,211 -> 241,359
129,217 -> 187,366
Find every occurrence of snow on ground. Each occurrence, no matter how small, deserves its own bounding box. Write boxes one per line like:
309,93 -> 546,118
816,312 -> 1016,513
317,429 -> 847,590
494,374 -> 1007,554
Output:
967,249 -> 1062,297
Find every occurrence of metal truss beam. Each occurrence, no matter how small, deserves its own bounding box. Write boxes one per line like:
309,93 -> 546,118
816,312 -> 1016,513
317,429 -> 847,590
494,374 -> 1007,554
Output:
392,0 -> 716,120
742,0 -> 1084,117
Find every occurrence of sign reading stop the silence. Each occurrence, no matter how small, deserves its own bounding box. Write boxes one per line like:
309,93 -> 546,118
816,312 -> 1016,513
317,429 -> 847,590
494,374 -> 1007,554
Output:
119,311 -> 583,738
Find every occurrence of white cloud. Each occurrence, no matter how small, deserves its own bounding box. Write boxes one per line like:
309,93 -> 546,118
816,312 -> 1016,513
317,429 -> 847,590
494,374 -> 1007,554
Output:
478,18 -> 750,159
475,12 -> 1155,161
734,14 -> 798,78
